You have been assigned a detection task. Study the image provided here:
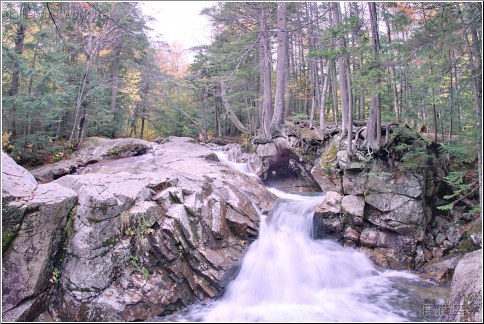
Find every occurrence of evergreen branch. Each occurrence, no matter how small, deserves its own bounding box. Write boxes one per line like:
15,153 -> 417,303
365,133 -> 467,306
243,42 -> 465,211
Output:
87,2 -> 135,35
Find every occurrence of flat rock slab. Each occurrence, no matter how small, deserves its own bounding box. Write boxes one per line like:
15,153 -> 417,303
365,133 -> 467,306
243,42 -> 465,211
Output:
30,137 -> 152,182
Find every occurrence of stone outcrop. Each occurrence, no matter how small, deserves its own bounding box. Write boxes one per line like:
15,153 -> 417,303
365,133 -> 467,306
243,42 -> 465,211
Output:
289,124 -> 473,271
3,126 -> 479,321
3,137 -> 276,321
251,137 -> 321,191
2,152 -> 38,250
30,137 -> 152,182
2,154 -> 77,321
445,249 -> 482,322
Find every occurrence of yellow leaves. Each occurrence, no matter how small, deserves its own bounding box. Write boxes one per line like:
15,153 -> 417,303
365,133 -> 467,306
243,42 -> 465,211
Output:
156,42 -> 189,79
120,69 -> 142,103
2,132 -> 14,151
99,48 -> 112,57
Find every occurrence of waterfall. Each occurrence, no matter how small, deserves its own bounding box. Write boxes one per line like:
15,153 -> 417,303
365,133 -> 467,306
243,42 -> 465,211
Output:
157,149 -> 445,322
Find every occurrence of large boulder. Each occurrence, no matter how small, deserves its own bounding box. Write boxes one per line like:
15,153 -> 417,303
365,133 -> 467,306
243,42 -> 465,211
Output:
313,192 -> 343,240
30,137 -> 152,182
289,124 -> 479,281
2,152 -> 38,249
2,154 -> 77,322
341,195 -> 364,226
445,249 -> 482,322
358,227 -> 417,269
311,143 -> 342,193
419,253 -> 463,282
256,137 -> 321,192
50,137 -> 276,321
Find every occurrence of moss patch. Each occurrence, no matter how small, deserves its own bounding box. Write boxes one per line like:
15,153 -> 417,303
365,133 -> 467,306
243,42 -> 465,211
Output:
321,144 -> 338,171
457,239 -> 478,252
2,227 -> 18,251
466,219 -> 482,236
101,236 -> 118,247
66,206 -> 77,237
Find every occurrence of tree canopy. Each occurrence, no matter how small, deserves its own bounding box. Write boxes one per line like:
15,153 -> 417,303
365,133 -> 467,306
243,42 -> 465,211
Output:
2,2 -> 482,209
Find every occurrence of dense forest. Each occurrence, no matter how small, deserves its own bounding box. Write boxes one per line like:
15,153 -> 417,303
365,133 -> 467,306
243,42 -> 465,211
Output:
1,2 -> 482,208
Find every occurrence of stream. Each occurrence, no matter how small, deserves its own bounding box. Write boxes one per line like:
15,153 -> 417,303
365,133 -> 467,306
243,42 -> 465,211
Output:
151,149 -> 449,322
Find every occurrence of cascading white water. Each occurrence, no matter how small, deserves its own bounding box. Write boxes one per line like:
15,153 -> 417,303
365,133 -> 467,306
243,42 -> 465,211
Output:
157,149 -> 447,322
213,150 -> 256,176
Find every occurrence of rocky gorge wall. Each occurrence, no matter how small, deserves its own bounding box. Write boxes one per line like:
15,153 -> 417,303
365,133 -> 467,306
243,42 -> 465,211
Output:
2,130 -> 482,322
2,137 -> 276,321
249,122 -> 481,275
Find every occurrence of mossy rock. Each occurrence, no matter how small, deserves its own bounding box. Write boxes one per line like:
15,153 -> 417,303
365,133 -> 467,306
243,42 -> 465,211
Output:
105,143 -> 147,158
466,218 -> 482,236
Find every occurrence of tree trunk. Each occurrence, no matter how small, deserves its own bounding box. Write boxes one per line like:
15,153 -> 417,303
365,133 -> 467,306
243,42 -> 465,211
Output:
139,87 -> 148,140
452,49 -> 462,133
10,4 -> 29,136
358,56 -> 365,120
448,49 -> 453,141
110,45 -> 121,138
319,63 -> 329,132
202,90 -> 208,141
329,61 -> 339,123
220,82 -> 250,134
461,3 -> 482,203
429,55 -> 438,143
366,2 -> 382,151
271,2 -> 287,133
333,3 -> 351,152
384,11 -> 400,122
260,5 -> 272,139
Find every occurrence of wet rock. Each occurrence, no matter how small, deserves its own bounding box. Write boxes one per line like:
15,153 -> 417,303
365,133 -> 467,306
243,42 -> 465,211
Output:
1,152 -> 38,202
432,247 -> 446,259
343,226 -> 360,242
312,192 -> 344,240
360,228 -> 415,252
445,225 -> 461,246
153,136 -> 164,144
225,144 -> 248,163
366,166 -> 423,198
336,150 -> 348,169
365,193 -> 412,213
311,141 -> 343,193
462,218 -> 482,248
311,160 -> 342,193
246,153 -> 264,176
357,246 -> 413,270
425,233 -> 436,247
204,153 -> 220,162
419,253 -> 463,283
315,191 -> 343,215
445,249 -> 482,322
